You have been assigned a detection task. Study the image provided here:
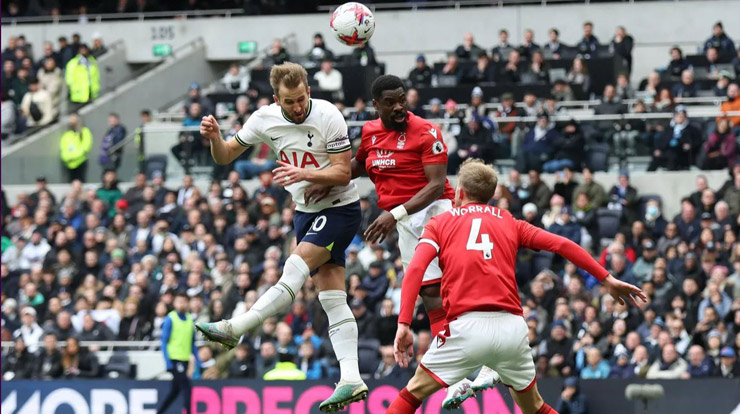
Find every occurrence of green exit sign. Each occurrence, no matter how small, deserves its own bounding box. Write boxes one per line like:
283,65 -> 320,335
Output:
238,41 -> 257,55
153,44 -> 172,57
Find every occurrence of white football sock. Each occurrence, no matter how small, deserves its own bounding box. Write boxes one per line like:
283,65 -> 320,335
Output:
319,290 -> 362,384
229,254 -> 310,335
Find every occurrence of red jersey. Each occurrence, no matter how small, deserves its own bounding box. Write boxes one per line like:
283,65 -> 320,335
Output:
355,112 -> 454,211
398,204 -> 610,324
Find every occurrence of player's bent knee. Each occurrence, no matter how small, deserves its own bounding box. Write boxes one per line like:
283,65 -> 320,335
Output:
406,366 -> 444,401
292,241 -> 331,270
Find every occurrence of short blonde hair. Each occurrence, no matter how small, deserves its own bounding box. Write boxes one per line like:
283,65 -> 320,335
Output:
269,62 -> 308,96
458,159 -> 498,203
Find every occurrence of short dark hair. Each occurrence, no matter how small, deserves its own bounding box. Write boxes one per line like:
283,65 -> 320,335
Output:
371,75 -> 406,100
140,109 -> 151,117
550,28 -> 559,36
174,292 -> 189,300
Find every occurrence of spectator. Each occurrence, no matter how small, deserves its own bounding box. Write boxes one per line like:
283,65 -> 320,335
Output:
540,320 -> 573,377
221,63 -> 249,94
362,261 -> 389,312
405,88 -> 425,118
608,170 -> 639,227
10,66 -> 30,106
717,83 -> 740,136
644,200 -> 668,240
448,115 -> 494,174
374,345 -> 408,380
97,169 -> 123,218
183,82 -> 214,116
549,207 -> 582,245
518,112 -> 559,172
615,73 -> 635,100
350,42 -> 377,66
554,166 -> 579,204
704,21 -> 736,57
465,86 -> 488,121
37,57 -> 62,109
35,332 -> 63,379
555,377 -> 587,414
500,49 -> 523,83
454,32 -> 484,60
229,342 -> 256,379
705,47 -> 722,80
1,90 -> 16,141
528,50 -> 550,83
59,112 -> 93,182
20,75 -> 55,127
78,312 -> 115,342
313,59 -> 343,101
350,297 -> 377,340
98,113 -> 127,171
715,346 -> 740,378
647,343 -> 688,379
546,120 -> 584,173
491,29 -> 514,63
266,39 -> 289,65
2,337 -> 34,380
408,54 -> 432,88
65,44 -> 99,110
700,118 -> 737,170
544,28 -> 565,59
306,33 -> 333,62
463,53 -> 495,84
609,347 -> 636,378
580,347 -> 611,379
713,71 -> 732,97
666,47 -> 691,78
683,344 -> 715,378
424,98 -> 443,119
90,34 -> 107,58
61,336 -> 100,378
567,58 -> 590,95
297,341 -> 323,380
440,55 -> 462,84
576,21 -> 600,57
610,26 -> 634,75
263,351 -> 306,380
672,70 -> 698,99
648,106 -> 702,171
256,341 -> 278,378
518,29 -> 540,59
590,84 -> 626,143
13,307 -> 43,353
722,172 -> 740,217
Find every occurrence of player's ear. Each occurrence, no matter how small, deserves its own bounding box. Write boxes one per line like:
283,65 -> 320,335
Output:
273,94 -> 279,105
372,98 -> 379,113
306,86 -> 311,97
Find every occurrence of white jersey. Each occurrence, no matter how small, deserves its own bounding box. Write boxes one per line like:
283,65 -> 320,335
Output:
234,99 -> 359,213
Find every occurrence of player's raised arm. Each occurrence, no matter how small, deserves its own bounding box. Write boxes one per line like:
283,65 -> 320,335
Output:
200,115 -> 248,165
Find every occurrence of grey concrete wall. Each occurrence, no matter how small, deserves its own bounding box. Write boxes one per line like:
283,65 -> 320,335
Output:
2,170 -> 731,219
96,40 -> 136,93
1,39 -> 227,185
2,2 -> 738,85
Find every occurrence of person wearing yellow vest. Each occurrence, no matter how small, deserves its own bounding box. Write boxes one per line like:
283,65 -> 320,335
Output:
65,44 -> 99,111
157,292 -> 201,414
263,351 -> 307,380
60,112 -> 93,182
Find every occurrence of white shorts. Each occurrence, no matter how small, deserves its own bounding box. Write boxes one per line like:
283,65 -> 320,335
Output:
396,199 -> 452,285
420,312 -> 537,392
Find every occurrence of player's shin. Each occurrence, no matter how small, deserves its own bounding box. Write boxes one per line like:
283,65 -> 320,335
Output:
230,254 -> 310,335
319,290 -> 362,383
387,387 -> 422,414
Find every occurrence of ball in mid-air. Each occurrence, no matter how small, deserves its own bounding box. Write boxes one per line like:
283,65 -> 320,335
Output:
330,2 -> 375,47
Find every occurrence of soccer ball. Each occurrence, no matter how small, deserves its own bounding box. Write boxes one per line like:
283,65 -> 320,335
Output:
330,2 -> 375,47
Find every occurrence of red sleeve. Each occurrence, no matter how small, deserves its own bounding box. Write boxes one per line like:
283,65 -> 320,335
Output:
517,220 -> 610,281
398,242 -> 438,325
355,126 -> 368,163
420,125 -> 448,165
398,219 -> 440,325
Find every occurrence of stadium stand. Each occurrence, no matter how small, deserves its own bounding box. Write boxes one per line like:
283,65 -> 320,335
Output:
2,1 -> 740,413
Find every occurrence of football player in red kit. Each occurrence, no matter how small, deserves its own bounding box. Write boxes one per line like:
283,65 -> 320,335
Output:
388,160 -> 646,414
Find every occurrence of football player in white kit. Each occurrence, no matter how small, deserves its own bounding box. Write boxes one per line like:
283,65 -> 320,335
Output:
197,62 -> 366,412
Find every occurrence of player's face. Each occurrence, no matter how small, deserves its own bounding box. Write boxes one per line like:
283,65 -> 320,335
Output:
274,83 -> 311,124
373,87 -> 408,131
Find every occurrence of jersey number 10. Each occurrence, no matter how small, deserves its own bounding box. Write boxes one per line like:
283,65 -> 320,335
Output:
467,218 -> 494,260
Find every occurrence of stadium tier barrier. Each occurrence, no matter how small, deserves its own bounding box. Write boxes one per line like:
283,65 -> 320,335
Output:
2,378 -> 739,414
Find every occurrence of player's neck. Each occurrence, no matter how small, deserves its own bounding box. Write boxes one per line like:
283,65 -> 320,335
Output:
459,199 -> 484,207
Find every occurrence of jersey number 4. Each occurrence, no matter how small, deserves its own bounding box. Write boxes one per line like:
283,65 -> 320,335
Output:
466,218 -> 494,260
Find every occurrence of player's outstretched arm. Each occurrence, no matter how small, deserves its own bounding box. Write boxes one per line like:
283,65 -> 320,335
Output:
201,115 -> 247,165
524,224 -> 647,307
395,242 -> 437,367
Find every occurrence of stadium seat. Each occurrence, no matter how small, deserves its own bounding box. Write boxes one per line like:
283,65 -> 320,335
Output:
357,339 -> 380,378
597,208 -> 621,242
585,143 -> 610,172
105,352 -> 134,379
144,155 -> 168,180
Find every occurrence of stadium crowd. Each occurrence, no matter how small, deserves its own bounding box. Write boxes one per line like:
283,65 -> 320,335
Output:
2,159 -> 740,383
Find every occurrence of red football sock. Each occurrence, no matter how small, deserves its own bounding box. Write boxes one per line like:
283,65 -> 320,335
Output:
535,402 -> 558,414
427,308 -> 447,337
387,387 -> 422,414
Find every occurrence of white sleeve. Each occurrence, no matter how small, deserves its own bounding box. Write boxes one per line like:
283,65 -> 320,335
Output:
233,111 -> 265,147
324,105 -> 351,154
